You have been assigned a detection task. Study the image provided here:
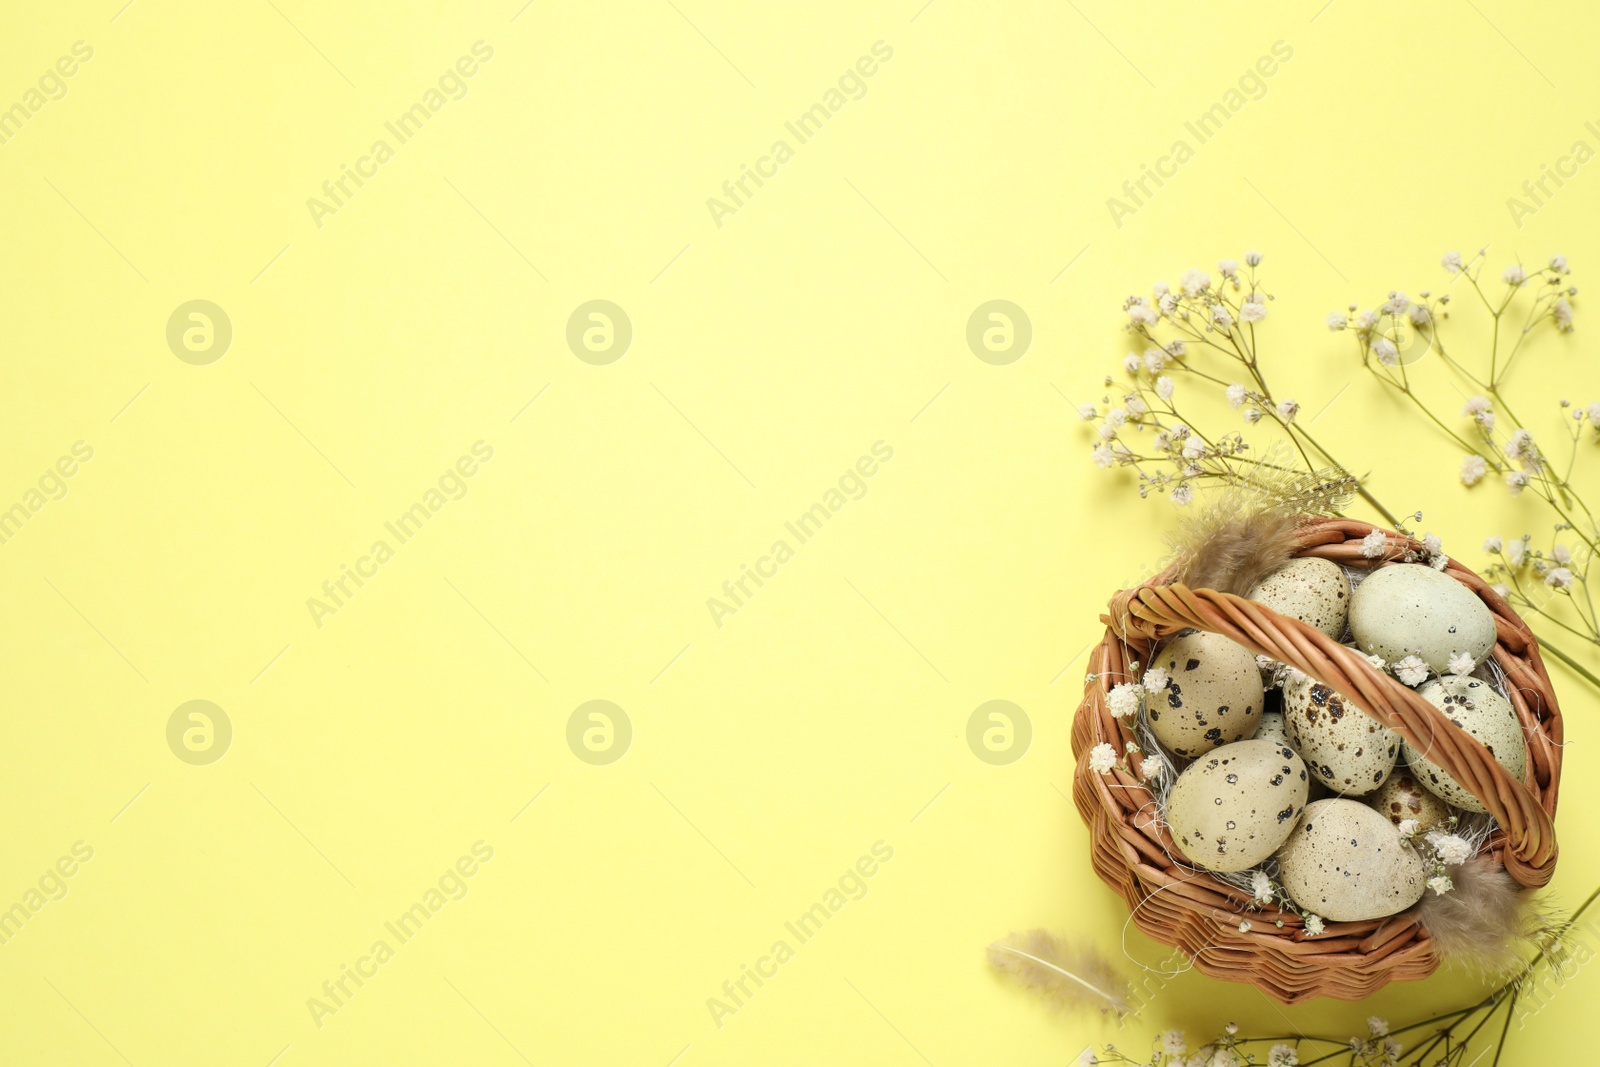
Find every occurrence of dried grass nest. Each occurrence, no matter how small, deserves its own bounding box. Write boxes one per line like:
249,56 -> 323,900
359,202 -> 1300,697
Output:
1070,517 -> 1563,1004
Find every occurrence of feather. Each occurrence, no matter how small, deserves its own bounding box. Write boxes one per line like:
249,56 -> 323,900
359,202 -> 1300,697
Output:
1419,855 -> 1554,975
986,929 -> 1132,1016
1167,458 -> 1356,596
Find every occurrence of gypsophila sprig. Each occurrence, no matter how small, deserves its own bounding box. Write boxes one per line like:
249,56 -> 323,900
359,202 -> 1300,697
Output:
1333,251 -> 1600,689
1085,248 -> 1600,696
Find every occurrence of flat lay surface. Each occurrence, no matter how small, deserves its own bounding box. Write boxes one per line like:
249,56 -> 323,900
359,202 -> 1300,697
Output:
1,2 -> 1597,1064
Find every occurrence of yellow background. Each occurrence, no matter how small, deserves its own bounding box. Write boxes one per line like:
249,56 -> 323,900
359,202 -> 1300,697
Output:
2,1 -> 1598,1063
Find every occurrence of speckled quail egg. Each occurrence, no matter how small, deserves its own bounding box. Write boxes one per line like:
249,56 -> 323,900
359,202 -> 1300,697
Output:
1146,632 -> 1265,759
1254,709 -> 1289,746
1349,563 -> 1497,674
1402,675 -> 1527,813
1167,739 -> 1310,872
1367,769 -> 1453,833
1249,557 -> 1352,640
1275,798 -> 1427,921
1282,673 -> 1400,796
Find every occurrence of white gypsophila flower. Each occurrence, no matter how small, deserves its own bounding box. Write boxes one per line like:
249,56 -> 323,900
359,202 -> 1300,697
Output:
1226,384 -> 1247,407
1218,258 -> 1239,277
1126,395 -> 1149,416
1078,403 -> 1097,421
1122,354 -> 1141,375
1077,1050 -> 1097,1067
1304,914 -> 1325,936
1327,310 -> 1348,330
1484,535 -> 1503,552
1428,874 -> 1454,895
1360,530 -> 1389,559
1160,292 -> 1180,315
1239,920 -> 1251,932
1368,1017 -> 1389,1037
1462,395 -> 1492,418
1361,652 -> 1387,670
1461,455 -> 1487,485
1212,304 -> 1235,329
1224,1023 -> 1239,1037
1504,264 -> 1528,286
1166,340 -> 1187,357
1397,818 -> 1419,837
1429,833 -> 1473,866
1240,299 -> 1267,323
1140,756 -> 1163,781
1097,422 -> 1117,441
1252,870 -> 1273,904
1213,1050 -> 1242,1067
1393,655 -> 1429,686
1089,742 -> 1117,775
1506,471 -> 1529,496
1154,280 -> 1171,298
1277,399 -> 1299,423
1448,652 -> 1475,676
1242,408 -> 1262,424
1554,298 -> 1574,332
1091,444 -> 1115,468
1129,301 -> 1159,326
1182,439 -> 1205,460
1442,250 -> 1463,273
1245,250 -> 1263,267
1382,1038 -> 1403,1061
1431,553 -> 1449,571
1143,665 -> 1171,692
1161,1030 -> 1189,1056
1172,483 -> 1194,506
1494,582 -> 1510,598
1422,532 -> 1443,555
1554,543 -> 1573,564
1373,338 -> 1399,366
1408,303 -> 1432,327
1479,410 -> 1497,431
1552,254 -> 1569,272
1181,268 -> 1210,296
1504,428 -> 1535,461
1106,407 -> 1128,428
1506,538 -> 1528,566
1156,376 -> 1175,402
1588,401 -> 1600,424
1144,348 -> 1166,373
1382,292 -> 1410,315
1547,567 -> 1575,589
1268,1044 -> 1300,1067
1106,682 -> 1143,720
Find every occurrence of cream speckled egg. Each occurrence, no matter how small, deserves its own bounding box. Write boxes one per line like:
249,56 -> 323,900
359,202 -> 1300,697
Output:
1282,674 -> 1400,796
1249,557 -> 1352,640
1167,740 -> 1310,872
1147,632 -> 1265,759
1275,798 -> 1427,921
1367,769 -> 1453,833
1402,675 -> 1527,813
1254,709 -> 1289,746
1349,563 -> 1497,674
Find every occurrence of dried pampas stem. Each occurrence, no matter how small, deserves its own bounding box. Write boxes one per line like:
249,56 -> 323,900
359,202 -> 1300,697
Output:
1168,462 -> 1356,596
1419,855 -> 1553,975
987,929 -> 1132,1017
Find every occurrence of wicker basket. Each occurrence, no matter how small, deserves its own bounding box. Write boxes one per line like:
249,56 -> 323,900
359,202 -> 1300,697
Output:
1070,517 -> 1563,1004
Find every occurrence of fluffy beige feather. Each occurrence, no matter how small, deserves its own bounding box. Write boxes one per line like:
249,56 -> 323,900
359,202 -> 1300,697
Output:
1420,855 -> 1553,975
1168,465 -> 1355,596
986,929 -> 1131,1016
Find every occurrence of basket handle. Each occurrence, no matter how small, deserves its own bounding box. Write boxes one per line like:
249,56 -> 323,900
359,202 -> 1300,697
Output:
1105,580 -> 1557,890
